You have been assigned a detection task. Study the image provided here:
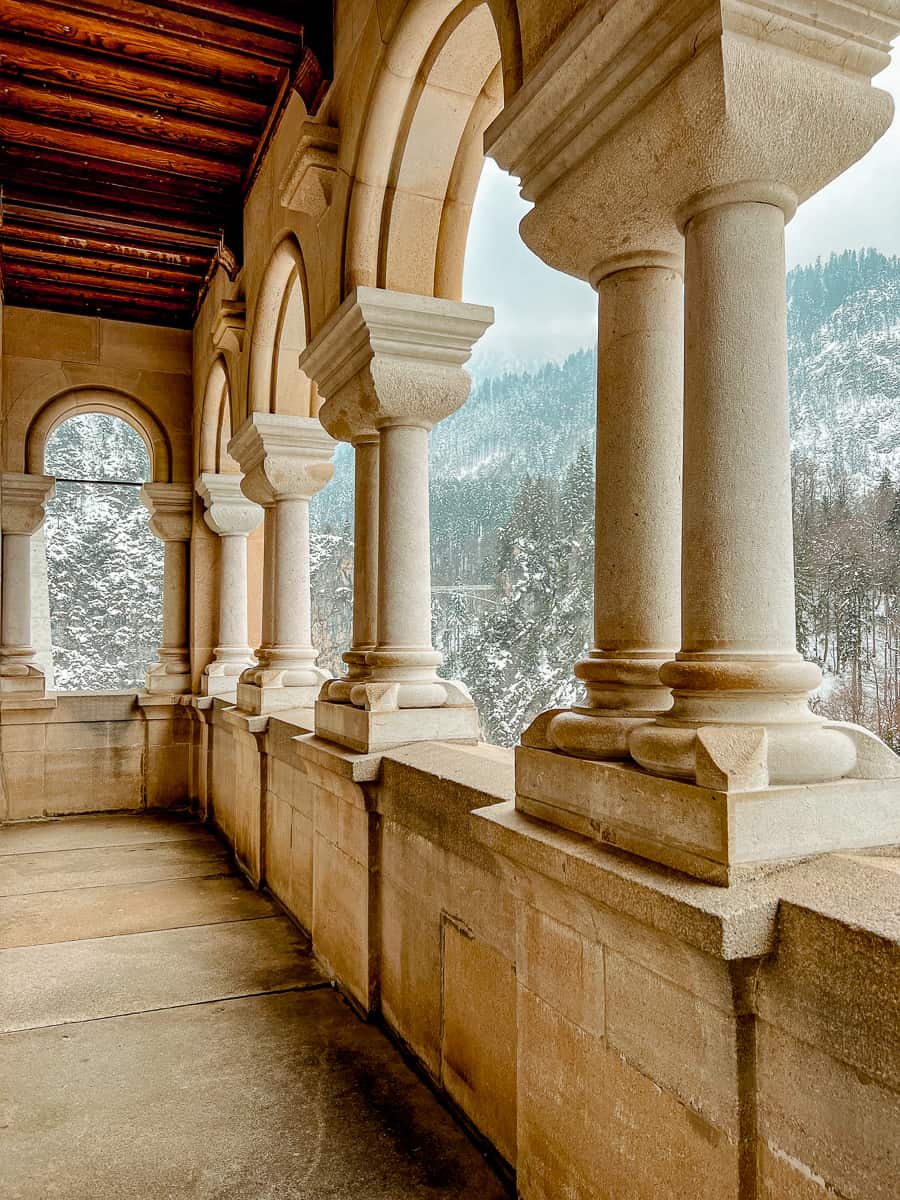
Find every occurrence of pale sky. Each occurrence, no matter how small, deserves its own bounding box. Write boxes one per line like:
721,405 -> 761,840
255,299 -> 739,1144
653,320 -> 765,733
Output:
464,56 -> 900,371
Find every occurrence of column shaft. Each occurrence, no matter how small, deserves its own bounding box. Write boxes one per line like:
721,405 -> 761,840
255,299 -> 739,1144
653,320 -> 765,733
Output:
1,534 -> 33,654
159,539 -> 190,665
377,424 -> 433,651
217,534 -> 250,657
547,259 -> 683,759
270,495 -> 313,660
352,435 -> 379,652
630,194 -> 857,785
681,201 -> 796,656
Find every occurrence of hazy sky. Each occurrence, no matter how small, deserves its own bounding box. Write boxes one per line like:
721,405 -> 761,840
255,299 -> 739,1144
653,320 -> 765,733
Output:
464,57 -> 900,370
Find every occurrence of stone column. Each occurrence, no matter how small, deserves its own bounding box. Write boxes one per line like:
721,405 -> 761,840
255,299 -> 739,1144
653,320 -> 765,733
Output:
0,473 -> 56,698
227,413 -> 335,714
531,253 -> 683,760
486,0 -> 900,880
629,187 -> 860,787
141,483 -> 193,695
320,429 -> 380,703
299,286 -> 493,753
196,473 -> 263,697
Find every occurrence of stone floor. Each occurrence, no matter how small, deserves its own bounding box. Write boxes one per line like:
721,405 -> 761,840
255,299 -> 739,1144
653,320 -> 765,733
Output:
0,810 -> 512,1199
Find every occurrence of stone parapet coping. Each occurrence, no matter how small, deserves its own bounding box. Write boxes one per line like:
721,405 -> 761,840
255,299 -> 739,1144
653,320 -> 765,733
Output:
210,706 -> 900,962
473,800 -> 900,961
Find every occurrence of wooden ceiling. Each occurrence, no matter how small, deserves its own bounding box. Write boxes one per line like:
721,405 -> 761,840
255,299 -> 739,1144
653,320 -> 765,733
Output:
0,1 -> 332,327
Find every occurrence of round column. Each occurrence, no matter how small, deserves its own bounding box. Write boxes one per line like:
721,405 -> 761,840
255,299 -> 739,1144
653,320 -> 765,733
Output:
268,494 -> 319,681
1,534 -> 34,659
325,431 -> 380,702
355,421 -> 445,708
549,254 -> 683,759
141,482 -> 194,695
158,538 -> 191,671
216,534 -> 250,659
352,433 -> 380,654
630,187 -> 857,785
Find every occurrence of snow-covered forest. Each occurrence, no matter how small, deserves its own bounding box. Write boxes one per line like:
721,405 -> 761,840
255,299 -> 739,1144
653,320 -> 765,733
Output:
44,414 -> 163,691
44,250 -> 900,752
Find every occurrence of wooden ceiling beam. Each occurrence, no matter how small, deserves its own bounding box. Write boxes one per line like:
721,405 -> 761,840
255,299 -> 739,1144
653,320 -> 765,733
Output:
2,114 -> 244,183
4,154 -> 232,212
1,1 -> 297,74
2,202 -> 221,252
5,278 -> 194,313
0,78 -> 258,159
2,241 -> 206,285
0,35 -> 270,125
6,259 -> 197,299
150,0 -> 304,39
1,223 -> 212,268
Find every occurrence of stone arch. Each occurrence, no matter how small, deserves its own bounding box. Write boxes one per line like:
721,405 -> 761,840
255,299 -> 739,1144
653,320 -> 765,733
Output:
246,235 -> 316,418
345,0 -> 519,300
26,387 -> 172,482
199,356 -> 237,474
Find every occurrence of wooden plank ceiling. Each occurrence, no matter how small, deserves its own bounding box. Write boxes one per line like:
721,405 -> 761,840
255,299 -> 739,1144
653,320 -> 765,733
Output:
0,0 -> 331,327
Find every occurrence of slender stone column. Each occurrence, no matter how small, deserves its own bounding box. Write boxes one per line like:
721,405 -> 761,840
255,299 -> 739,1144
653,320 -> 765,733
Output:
0,473 -> 56,698
541,253 -> 683,759
141,483 -> 193,695
300,286 -> 493,752
320,430 -> 380,703
630,186 -> 861,786
196,473 -> 263,697
227,413 -> 335,714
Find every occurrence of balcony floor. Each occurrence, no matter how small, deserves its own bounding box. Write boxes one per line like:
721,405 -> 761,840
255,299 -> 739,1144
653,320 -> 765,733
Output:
0,810 -> 510,1199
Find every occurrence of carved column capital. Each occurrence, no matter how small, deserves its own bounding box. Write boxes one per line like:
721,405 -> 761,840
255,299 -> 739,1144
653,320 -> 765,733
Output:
299,287 -> 493,439
227,413 -> 335,506
140,482 -> 193,543
196,473 -> 263,538
1,473 -> 56,535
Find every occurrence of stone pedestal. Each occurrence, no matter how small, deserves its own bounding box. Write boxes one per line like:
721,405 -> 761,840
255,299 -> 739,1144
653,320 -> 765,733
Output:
299,287 -> 492,752
196,473 -> 263,697
141,483 -> 193,695
227,413 -> 335,715
486,0 -> 900,880
0,472 -> 56,700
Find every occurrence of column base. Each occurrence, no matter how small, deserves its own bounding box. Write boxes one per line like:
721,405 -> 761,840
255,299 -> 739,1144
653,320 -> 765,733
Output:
525,706 -> 658,761
320,650 -> 371,702
516,735 -> 900,885
0,662 -> 49,698
145,661 -> 192,695
236,680 -> 323,715
201,660 -> 253,698
315,697 -> 480,754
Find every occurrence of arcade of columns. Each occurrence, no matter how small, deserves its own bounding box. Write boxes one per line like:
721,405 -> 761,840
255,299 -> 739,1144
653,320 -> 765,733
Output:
2,0 -> 900,886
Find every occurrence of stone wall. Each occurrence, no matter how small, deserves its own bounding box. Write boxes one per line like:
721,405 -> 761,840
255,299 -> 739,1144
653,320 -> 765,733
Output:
0,693 -> 191,821
193,706 -> 900,1200
1,307 -> 192,482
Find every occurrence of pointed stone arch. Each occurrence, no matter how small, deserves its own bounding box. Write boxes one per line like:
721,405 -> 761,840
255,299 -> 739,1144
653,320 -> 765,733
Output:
345,0 -> 520,301
246,235 -> 316,419
198,356 -> 238,475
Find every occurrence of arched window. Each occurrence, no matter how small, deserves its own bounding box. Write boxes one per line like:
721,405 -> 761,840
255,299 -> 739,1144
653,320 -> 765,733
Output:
43,414 -> 164,691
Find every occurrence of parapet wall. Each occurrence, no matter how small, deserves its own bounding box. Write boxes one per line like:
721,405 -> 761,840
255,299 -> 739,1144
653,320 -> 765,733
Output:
0,693 -> 191,821
193,703 -> 900,1200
